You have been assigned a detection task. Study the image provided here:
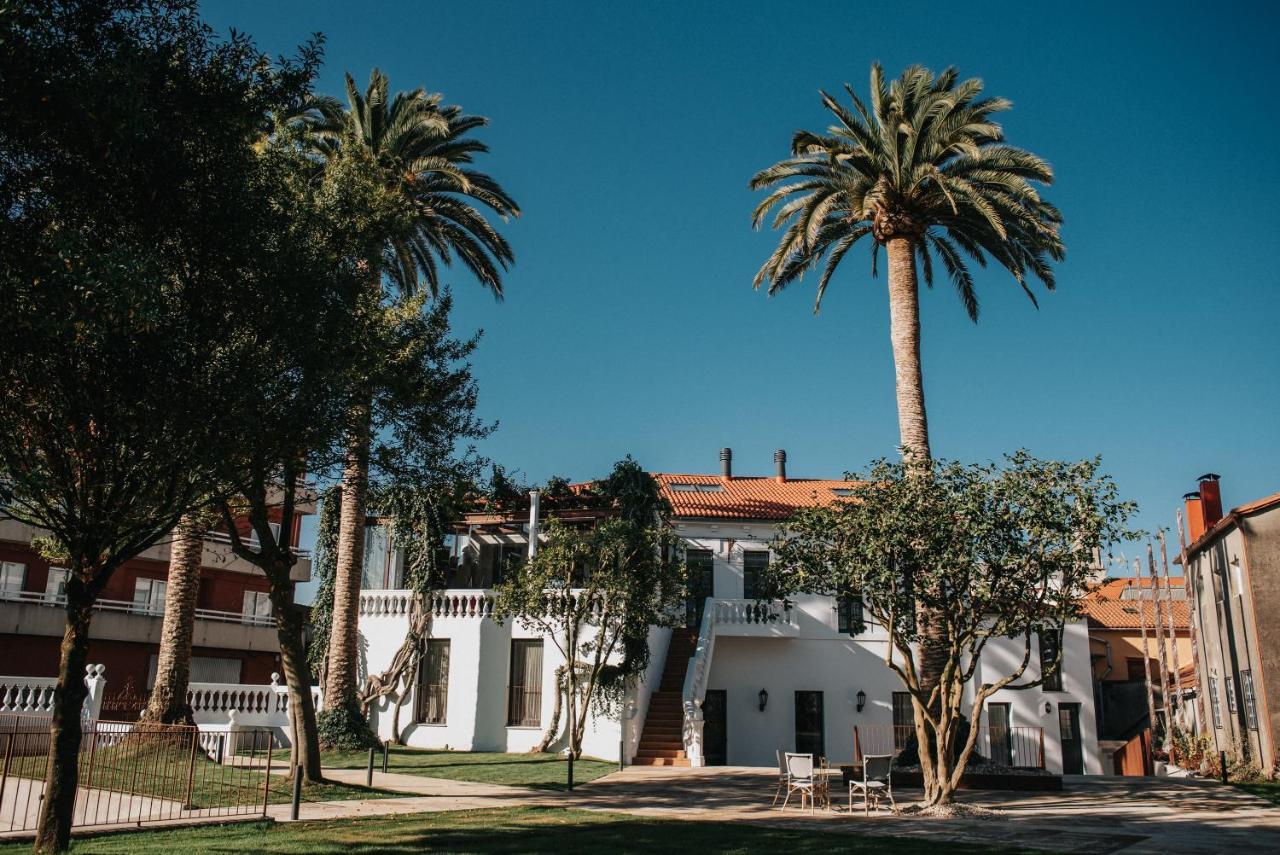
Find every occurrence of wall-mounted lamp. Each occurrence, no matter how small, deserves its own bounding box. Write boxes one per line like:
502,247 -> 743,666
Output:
1044,701 -> 1053,715
758,689 -> 769,712
856,690 -> 866,713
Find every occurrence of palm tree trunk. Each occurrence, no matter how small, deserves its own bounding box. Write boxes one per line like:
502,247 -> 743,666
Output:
33,572 -> 94,854
885,237 -> 931,462
323,401 -> 372,714
140,515 -> 203,724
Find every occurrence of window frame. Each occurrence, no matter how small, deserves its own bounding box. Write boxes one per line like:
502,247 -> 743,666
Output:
0,561 -> 26,598
1039,628 -> 1064,692
417,638 -> 451,725
742,550 -> 769,600
506,639 -> 544,728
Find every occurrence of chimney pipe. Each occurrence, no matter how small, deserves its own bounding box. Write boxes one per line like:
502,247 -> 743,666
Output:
1198,473 -> 1223,528
774,449 -> 787,483
719,448 -> 732,480
527,491 -> 541,559
1183,491 -> 1206,544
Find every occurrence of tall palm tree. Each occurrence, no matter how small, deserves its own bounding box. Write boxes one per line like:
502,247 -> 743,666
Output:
751,63 -> 1063,462
751,63 -> 1063,768
139,513 -> 205,724
299,70 -> 519,720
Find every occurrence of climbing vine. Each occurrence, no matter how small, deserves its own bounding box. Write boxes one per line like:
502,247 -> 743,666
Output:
306,485 -> 342,678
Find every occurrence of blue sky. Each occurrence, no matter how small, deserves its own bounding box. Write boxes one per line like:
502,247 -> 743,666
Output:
205,0 -> 1280,563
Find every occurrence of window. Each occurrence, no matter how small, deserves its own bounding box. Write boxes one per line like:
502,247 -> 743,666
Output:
507,640 -> 543,727
742,551 -> 768,600
668,483 -> 724,493
1039,629 -> 1063,692
242,591 -> 272,625
1241,670 -> 1259,731
892,692 -> 914,750
830,488 -> 857,497
495,543 -> 525,585
132,578 -> 166,615
148,655 -> 240,688
45,568 -> 69,605
0,561 -> 26,599
1209,674 -> 1223,729
417,639 -> 451,725
836,589 -> 864,636
1226,676 -> 1238,715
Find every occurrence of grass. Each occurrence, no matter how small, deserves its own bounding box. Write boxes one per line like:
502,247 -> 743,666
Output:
1232,780 -> 1280,806
0,806 -> 1040,854
279,746 -> 615,791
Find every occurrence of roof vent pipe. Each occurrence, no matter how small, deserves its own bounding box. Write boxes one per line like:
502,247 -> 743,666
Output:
720,448 -> 732,480
527,490 -> 540,559
774,449 -> 787,483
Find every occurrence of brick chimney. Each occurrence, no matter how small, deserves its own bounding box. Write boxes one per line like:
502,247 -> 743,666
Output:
719,447 -> 732,480
774,449 -> 787,483
1198,473 -> 1223,528
1183,491 -> 1206,544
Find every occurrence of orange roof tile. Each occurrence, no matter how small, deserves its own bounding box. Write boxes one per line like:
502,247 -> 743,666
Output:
654,473 -> 857,521
1083,578 -> 1190,631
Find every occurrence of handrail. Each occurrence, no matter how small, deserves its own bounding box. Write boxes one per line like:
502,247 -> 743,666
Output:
680,597 -> 717,767
203,530 -> 312,558
0,591 -> 273,626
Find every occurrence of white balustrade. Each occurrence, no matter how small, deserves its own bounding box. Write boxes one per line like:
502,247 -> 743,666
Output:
188,672 -> 321,747
0,664 -> 106,722
427,590 -> 496,619
359,589 -> 416,617
711,598 -> 792,626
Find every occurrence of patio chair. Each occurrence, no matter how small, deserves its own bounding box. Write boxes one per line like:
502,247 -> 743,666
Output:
848,753 -> 895,815
771,749 -> 789,808
782,752 -> 827,814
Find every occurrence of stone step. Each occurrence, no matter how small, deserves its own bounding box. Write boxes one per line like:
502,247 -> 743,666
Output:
630,757 -> 691,767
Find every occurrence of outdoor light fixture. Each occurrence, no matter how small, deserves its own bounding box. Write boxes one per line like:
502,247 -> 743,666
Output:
758,689 -> 769,712
856,690 -> 866,713
1044,701 -> 1053,714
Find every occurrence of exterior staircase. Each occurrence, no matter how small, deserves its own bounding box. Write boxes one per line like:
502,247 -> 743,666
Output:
632,628 -> 697,766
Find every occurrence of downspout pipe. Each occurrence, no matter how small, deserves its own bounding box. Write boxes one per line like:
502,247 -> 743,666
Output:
527,490 -> 540,560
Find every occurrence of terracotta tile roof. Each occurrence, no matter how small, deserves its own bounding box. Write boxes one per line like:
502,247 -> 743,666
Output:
1083,577 -> 1190,631
654,473 -> 857,521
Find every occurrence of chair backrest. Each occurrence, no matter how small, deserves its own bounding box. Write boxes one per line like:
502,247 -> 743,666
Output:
785,752 -> 814,781
776,749 -> 788,777
863,753 -> 893,782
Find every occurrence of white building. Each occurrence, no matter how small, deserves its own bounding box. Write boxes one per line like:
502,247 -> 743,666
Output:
358,449 -> 1101,775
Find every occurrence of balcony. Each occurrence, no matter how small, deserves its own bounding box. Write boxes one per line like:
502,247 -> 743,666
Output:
0,590 -> 279,651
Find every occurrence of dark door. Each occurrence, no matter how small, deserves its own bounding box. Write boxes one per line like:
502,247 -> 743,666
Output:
686,549 -> 714,628
795,691 -> 825,758
1058,703 -> 1083,774
703,689 -> 727,766
988,703 -> 1013,767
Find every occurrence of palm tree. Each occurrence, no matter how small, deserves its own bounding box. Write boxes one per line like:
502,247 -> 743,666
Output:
751,63 -> 1063,779
299,70 -> 519,721
138,514 -> 205,724
751,63 -> 1063,462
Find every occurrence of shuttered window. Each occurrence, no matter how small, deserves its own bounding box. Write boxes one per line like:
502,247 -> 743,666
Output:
417,639 -> 451,725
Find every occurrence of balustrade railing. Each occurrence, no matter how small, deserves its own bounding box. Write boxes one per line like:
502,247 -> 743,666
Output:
0,665 -> 106,721
0,590 -> 272,626
711,598 -> 792,626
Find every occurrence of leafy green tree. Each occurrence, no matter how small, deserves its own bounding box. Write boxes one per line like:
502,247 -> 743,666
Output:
769,453 -> 1135,807
494,460 -> 684,761
0,1 -> 320,849
751,63 -> 1063,462
295,69 -> 519,729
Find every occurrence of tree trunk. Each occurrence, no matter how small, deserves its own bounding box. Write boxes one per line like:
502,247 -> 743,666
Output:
884,237 -> 931,463
33,580 -> 94,854
272,582 -> 323,782
140,516 -> 203,724
324,402 -> 372,713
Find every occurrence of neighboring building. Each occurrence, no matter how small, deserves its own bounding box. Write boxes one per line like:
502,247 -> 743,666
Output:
0,504 -> 313,717
1179,474 -> 1280,775
360,448 -> 1102,774
1084,576 -> 1192,773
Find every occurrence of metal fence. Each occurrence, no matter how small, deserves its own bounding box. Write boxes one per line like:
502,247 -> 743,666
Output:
0,715 -> 274,834
853,723 -> 1045,769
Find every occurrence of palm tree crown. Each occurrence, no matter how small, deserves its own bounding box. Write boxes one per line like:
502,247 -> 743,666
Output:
303,69 -> 519,299
751,63 -> 1063,318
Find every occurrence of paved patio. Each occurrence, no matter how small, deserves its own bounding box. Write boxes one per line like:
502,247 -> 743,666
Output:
571,766 -> 1280,854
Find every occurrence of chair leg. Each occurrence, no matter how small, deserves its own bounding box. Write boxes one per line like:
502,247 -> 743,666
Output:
782,786 -> 793,812
771,780 -> 782,808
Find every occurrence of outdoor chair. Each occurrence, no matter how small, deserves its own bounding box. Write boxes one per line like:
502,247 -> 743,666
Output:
782,752 -> 828,814
771,749 -> 789,808
849,753 -> 896,815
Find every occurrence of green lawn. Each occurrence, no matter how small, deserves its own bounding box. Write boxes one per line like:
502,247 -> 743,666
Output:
0,806 -> 1041,854
283,746 -> 615,791
1233,781 -> 1280,806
